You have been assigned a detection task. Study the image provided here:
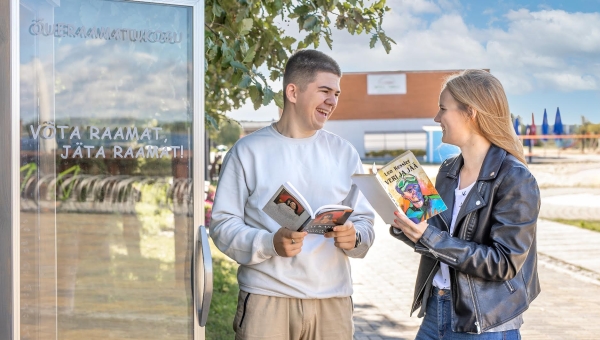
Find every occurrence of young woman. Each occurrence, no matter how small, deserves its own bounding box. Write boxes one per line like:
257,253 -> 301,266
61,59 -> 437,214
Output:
391,69 -> 540,339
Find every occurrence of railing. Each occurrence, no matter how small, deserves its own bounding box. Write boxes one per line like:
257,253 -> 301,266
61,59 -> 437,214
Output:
518,134 -> 600,161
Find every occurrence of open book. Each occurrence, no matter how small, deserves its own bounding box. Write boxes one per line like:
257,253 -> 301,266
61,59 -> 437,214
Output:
262,182 -> 354,234
352,150 -> 447,224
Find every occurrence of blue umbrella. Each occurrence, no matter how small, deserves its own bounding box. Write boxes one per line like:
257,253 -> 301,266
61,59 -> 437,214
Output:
553,107 -> 563,147
553,107 -> 563,135
541,109 -> 549,142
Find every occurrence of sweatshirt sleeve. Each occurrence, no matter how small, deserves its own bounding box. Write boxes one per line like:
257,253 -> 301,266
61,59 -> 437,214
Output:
209,151 -> 279,265
342,160 -> 376,258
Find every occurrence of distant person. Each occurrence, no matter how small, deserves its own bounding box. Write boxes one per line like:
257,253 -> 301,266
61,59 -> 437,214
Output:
209,154 -> 222,181
389,69 -> 540,339
210,49 -> 375,340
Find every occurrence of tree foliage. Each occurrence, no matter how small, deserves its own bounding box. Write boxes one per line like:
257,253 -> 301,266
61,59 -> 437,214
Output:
204,0 -> 394,127
209,119 -> 243,147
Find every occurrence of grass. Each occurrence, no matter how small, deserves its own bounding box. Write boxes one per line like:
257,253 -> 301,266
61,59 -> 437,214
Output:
550,219 -> 600,233
206,240 -> 239,340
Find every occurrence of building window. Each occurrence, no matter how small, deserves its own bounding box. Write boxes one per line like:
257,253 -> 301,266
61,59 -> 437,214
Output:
364,132 -> 426,158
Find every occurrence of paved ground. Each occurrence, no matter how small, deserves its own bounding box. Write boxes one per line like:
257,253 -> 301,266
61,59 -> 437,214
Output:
351,156 -> 600,339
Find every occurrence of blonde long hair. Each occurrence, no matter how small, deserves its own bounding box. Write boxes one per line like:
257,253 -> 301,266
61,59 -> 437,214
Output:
443,69 -> 527,165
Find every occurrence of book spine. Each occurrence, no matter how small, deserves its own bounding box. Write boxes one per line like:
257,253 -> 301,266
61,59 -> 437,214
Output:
297,217 -> 311,232
375,174 -> 403,212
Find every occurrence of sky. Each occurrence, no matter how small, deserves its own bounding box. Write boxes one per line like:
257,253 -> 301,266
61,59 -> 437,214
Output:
227,0 -> 600,125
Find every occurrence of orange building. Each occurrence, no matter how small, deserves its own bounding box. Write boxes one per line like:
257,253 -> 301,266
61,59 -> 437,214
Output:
325,69 -> 470,158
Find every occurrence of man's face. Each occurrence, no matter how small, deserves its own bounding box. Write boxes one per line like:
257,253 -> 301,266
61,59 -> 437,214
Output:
401,185 -> 421,203
321,214 -> 333,223
291,72 -> 341,132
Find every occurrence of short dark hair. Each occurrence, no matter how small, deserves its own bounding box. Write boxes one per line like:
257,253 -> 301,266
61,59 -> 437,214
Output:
283,49 -> 342,103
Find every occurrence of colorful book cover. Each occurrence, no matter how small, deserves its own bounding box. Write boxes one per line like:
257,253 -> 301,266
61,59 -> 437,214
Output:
376,151 -> 447,223
352,151 -> 447,224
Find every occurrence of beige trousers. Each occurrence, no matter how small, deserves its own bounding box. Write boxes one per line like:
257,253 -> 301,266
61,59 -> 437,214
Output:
232,291 -> 354,340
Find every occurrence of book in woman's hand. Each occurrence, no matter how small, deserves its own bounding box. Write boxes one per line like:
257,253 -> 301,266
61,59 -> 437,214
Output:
352,150 -> 447,224
262,181 -> 354,234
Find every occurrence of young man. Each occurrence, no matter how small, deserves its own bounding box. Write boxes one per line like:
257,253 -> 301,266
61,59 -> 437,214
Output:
210,49 -> 376,340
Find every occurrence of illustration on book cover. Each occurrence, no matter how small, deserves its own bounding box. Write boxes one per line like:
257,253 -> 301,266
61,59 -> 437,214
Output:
263,182 -> 354,233
379,154 -> 447,223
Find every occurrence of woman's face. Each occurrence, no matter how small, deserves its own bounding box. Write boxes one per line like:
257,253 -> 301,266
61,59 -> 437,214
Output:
434,89 -> 474,147
288,201 -> 297,211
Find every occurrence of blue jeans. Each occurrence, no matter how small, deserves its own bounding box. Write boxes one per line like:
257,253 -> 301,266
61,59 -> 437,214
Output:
415,287 -> 521,340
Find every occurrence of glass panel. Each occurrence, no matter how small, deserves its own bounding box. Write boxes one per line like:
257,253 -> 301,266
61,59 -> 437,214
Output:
19,0 -> 195,338
364,132 -> 427,151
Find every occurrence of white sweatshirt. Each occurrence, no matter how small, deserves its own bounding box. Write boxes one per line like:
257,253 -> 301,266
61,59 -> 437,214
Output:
210,125 -> 375,299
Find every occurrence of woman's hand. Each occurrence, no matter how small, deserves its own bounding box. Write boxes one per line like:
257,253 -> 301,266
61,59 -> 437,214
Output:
391,211 -> 429,243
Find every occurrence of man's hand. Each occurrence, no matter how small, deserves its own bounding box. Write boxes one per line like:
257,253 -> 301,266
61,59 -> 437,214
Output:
273,227 -> 307,257
324,220 -> 356,250
391,211 -> 428,243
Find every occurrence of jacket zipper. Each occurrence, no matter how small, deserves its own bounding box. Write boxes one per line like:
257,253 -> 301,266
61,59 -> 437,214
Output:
429,248 -> 457,263
504,280 -> 516,293
412,265 -> 438,313
460,212 -> 473,239
461,210 -> 483,334
466,274 -> 483,334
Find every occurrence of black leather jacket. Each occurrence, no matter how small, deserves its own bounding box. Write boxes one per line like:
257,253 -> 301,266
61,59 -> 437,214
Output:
390,145 -> 541,334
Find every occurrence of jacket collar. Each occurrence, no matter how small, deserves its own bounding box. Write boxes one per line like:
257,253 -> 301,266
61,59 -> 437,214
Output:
445,144 -> 507,181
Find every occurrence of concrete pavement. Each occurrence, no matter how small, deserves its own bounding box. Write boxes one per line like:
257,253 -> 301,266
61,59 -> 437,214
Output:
351,185 -> 600,339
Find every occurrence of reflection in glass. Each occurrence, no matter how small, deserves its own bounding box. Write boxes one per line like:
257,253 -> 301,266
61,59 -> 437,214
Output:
20,0 -> 194,338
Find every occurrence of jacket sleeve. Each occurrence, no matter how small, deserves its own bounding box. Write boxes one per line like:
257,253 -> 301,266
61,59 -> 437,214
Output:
389,226 -> 439,261
416,166 -> 540,281
209,151 -> 279,266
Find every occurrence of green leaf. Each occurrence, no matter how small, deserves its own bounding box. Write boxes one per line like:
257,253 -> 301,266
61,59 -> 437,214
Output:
335,15 -> 346,30
373,0 -> 385,10
324,34 -> 333,49
240,18 -> 253,35
262,87 -> 275,106
230,60 -> 249,72
248,86 -> 263,110
212,2 -> 224,17
243,45 -> 256,63
281,36 -> 297,48
206,114 -> 219,130
369,34 -> 378,48
207,45 -> 219,60
312,23 -> 321,33
273,91 -> 284,109
231,70 -> 243,86
303,15 -> 318,30
239,75 -> 252,88
294,5 -> 311,16
346,18 -> 357,34
269,70 -> 281,81
378,31 -> 391,53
